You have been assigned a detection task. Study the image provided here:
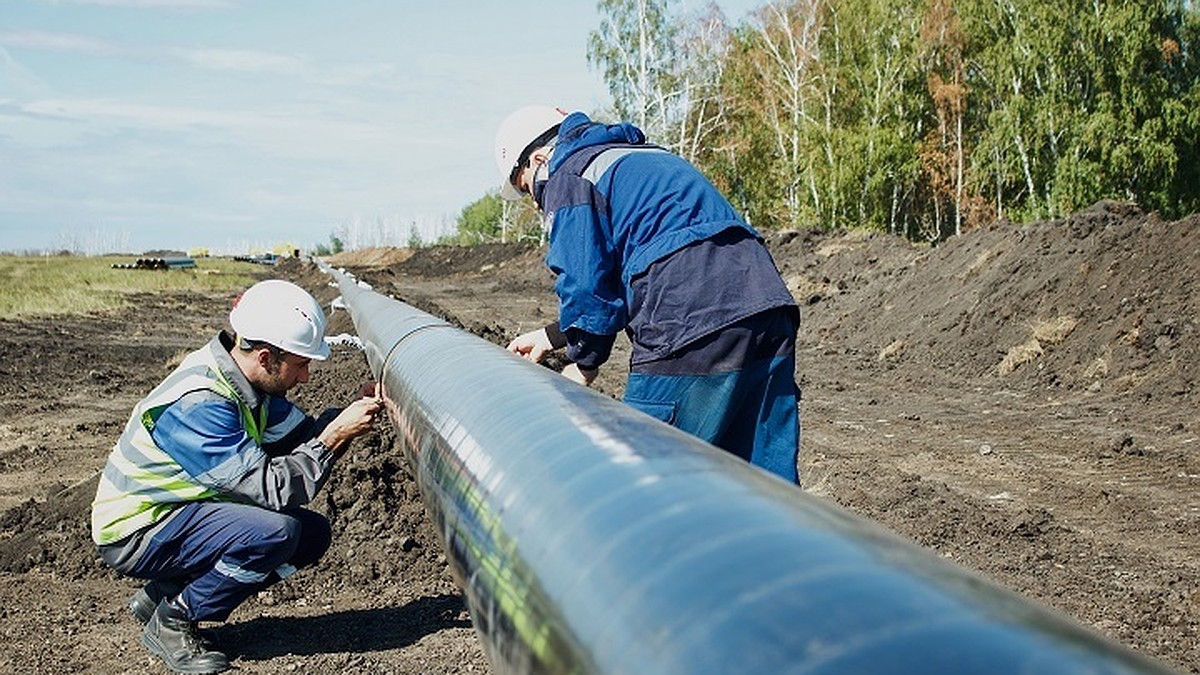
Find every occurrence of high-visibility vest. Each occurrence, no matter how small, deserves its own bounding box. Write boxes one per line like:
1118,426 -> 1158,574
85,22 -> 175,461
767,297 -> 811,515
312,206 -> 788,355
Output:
91,344 -> 268,546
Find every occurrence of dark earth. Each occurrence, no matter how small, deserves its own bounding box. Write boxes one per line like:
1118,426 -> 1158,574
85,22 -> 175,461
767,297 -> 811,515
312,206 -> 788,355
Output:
0,200 -> 1196,673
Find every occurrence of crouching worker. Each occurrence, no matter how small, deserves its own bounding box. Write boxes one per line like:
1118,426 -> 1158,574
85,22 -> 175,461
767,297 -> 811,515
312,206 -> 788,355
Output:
90,279 -> 382,674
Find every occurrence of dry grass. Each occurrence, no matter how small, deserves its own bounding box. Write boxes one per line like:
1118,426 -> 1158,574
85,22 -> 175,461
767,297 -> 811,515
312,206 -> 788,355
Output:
786,273 -> 838,303
959,248 -> 999,281
878,339 -> 905,361
0,254 -> 261,320
1084,346 -> 1113,379
996,315 -> 1079,375
997,339 -> 1045,375
1031,315 -> 1079,345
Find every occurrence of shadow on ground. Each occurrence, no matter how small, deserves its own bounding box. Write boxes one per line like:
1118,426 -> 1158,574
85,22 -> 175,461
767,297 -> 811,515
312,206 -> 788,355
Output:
220,593 -> 473,660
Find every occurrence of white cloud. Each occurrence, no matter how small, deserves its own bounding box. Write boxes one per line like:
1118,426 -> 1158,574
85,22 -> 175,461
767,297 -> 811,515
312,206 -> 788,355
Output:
0,45 -> 51,98
24,97 -> 241,128
3,28 -> 386,90
313,62 -> 404,90
19,97 -> 405,161
46,0 -> 234,8
172,47 -> 306,75
0,29 -> 118,56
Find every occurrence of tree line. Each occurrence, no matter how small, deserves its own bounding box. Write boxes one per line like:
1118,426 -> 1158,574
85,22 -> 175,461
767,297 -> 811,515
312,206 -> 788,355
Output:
456,0 -> 1199,244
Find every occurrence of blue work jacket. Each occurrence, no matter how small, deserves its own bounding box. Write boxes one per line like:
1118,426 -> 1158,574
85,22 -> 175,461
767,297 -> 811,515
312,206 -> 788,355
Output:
540,112 -> 787,368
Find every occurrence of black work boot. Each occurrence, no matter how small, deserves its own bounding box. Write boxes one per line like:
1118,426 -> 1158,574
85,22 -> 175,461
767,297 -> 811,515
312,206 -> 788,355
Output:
140,598 -> 230,675
128,579 -> 186,625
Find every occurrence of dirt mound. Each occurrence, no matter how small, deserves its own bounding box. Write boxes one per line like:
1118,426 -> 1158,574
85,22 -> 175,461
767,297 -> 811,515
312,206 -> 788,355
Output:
327,246 -> 416,269
772,201 -> 1197,406
380,242 -> 556,298
389,242 -> 540,278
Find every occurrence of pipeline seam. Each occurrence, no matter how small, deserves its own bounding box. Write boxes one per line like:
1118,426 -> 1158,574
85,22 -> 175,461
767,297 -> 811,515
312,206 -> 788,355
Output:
379,322 -> 454,374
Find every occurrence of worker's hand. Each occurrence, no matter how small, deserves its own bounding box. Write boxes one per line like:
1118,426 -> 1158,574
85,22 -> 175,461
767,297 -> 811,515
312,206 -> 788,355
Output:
561,363 -> 598,387
507,328 -> 554,363
318,394 -> 383,452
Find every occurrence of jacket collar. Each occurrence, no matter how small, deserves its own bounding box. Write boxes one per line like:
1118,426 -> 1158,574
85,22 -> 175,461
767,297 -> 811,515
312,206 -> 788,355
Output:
212,331 -> 266,409
550,112 -> 647,174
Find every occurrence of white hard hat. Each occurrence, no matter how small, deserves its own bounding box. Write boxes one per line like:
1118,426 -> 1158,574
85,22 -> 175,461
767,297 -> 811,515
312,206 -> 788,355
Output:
229,279 -> 331,360
494,105 -> 567,200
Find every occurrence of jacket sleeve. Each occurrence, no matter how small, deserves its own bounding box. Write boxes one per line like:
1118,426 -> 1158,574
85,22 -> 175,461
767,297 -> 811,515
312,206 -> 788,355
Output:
223,438 -> 336,510
151,393 -> 336,510
544,321 -> 617,369
544,177 -> 627,368
564,327 -> 617,369
260,406 -> 341,457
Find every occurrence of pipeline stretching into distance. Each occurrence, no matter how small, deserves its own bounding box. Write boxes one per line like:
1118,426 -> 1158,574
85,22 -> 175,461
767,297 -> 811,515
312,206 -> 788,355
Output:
325,265 -> 1177,675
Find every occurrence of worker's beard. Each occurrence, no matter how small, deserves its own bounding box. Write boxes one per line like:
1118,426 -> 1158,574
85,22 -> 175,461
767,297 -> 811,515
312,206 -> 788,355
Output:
257,355 -> 291,396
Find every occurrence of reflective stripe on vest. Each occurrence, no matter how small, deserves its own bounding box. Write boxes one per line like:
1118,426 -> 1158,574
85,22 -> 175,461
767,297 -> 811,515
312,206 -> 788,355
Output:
91,345 -> 268,545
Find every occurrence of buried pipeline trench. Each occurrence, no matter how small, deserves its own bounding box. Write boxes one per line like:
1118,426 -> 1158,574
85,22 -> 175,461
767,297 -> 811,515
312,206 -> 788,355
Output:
325,266 -> 1178,675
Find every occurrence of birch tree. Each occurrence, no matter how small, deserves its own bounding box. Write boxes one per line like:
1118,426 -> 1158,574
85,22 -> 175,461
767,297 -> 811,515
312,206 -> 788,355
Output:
966,0 -> 1198,222
745,0 -> 825,227
589,0 -> 681,140
830,0 -> 924,235
670,4 -> 735,162
589,0 -> 733,160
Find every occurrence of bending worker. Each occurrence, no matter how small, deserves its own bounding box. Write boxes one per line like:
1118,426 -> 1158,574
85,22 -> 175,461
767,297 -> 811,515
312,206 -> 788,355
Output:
496,106 -> 801,483
90,279 -> 382,674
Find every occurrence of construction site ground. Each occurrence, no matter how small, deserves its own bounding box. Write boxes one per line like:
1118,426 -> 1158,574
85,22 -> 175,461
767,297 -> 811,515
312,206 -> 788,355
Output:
0,201 -> 1196,673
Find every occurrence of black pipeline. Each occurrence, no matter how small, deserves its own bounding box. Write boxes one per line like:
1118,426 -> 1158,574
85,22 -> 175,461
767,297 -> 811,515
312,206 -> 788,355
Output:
111,256 -> 196,270
327,267 -> 1177,675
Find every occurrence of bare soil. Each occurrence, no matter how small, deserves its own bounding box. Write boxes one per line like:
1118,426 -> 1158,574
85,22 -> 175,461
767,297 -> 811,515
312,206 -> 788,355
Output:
0,200 -> 1196,673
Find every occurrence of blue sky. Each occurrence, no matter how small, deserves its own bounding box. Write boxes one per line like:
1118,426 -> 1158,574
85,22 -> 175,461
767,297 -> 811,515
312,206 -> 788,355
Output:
0,0 -> 763,254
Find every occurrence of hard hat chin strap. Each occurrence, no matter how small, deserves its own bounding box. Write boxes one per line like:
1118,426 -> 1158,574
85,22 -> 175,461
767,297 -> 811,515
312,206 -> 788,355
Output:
531,144 -> 555,210
511,125 -> 561,189
235,333 -> 281,357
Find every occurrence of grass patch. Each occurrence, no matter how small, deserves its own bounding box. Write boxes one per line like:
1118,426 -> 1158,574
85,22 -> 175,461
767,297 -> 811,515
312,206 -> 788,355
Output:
0,255 -> 264,320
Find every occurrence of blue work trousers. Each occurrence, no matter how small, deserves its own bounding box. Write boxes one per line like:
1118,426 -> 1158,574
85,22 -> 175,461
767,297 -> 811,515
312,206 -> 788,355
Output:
127,501 -> 331,622
624,307 -> 801,483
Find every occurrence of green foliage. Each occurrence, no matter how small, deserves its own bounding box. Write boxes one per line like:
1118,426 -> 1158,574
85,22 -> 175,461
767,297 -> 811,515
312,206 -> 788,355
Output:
608,0 -> 1200,241
312,232 -> 344,257
961,0 -> 1199,225
697,0 -> 928,233
456,193 -> 505,245
450,192 -> 544,246
407,224 -> 425,249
